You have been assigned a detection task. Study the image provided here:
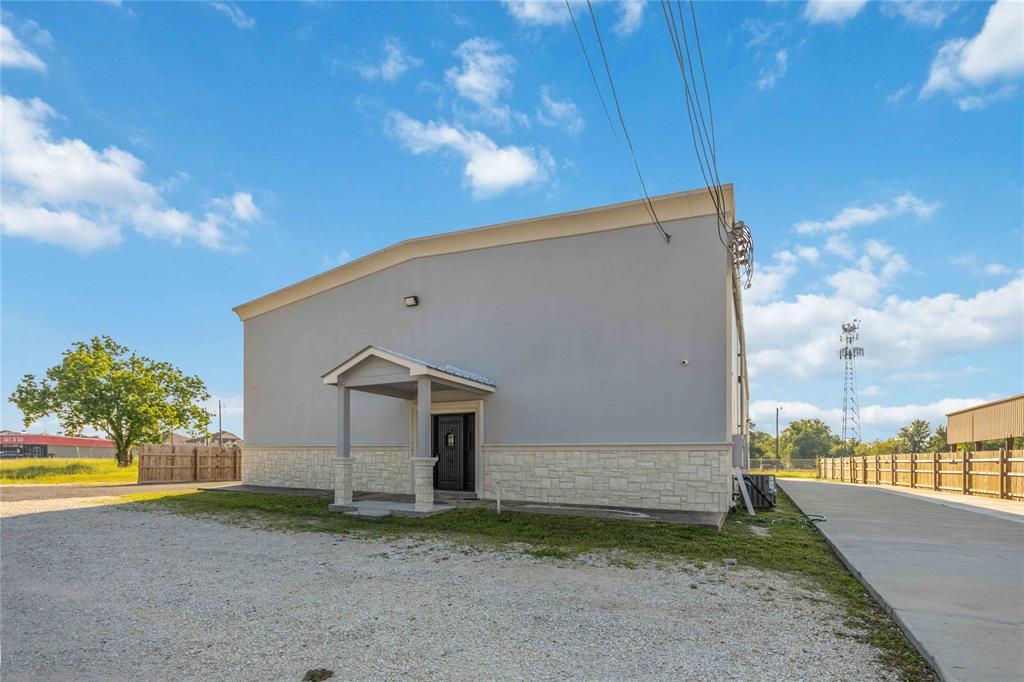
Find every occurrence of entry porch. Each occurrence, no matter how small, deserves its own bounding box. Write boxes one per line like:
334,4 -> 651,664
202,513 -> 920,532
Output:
320,346 -> 495,516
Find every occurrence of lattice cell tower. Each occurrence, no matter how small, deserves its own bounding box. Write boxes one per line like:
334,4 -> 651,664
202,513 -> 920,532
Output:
839,319 -> 864,455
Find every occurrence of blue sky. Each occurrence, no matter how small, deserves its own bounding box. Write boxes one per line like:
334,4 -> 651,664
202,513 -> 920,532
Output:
2,0 -> 1021,440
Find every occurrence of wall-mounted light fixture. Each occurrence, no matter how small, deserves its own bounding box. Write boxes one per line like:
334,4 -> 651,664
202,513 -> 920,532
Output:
404,295 -> 419,307
679,358 -> 689,367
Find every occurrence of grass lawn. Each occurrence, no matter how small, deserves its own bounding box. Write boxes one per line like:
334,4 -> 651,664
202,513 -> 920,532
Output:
0,457 -> 137,485
126,488 -> 933,681
749,469 -> 819,479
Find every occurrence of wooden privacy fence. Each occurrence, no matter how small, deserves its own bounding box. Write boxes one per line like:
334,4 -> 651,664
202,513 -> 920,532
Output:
137,444 -> 241,484
819,450 -> 1024,500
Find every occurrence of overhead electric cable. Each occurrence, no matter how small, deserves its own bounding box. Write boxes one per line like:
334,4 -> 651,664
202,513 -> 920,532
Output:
564,0 -> 619,144
578,0 -> 671,244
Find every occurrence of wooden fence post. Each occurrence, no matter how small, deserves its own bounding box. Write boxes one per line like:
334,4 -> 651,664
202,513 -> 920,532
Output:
999,448 -> 1007,499
961,450 -> 969,495
909,453 -> 915,488
193,446 -> 200,482
933,452 -> 939,490
891,453 -> 896,486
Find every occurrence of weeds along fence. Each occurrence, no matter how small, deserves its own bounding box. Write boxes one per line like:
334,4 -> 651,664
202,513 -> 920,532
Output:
749,458 -> 817,471
819,450 -> 1024,500
137,444 -> 241,484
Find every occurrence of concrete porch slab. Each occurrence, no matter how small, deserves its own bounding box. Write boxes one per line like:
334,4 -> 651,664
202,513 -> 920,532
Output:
329,499 -> 455,518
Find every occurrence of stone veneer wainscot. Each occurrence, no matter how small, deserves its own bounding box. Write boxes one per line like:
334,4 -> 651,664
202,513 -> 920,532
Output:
242,445 -> 411,493
481,444 -> 732,513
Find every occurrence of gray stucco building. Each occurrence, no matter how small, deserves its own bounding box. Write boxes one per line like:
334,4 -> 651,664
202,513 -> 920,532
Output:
234,186 -> 749,522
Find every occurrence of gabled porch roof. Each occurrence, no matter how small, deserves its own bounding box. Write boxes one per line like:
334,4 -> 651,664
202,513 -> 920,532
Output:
321,345 -> 496,398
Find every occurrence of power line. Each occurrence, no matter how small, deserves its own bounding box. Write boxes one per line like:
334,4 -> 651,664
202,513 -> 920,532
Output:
660,1 -> 728,244
585,0 -> 670,243
566,0 -> 670,244
564,0 -> 619,145
659,0 -> 754,287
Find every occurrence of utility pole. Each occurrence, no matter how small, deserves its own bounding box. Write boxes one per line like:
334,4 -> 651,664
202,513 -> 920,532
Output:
775,406 -> 782,462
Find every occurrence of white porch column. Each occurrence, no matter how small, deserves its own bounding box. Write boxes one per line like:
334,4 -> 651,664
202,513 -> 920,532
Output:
412,376 -> 437,512
334,384 -> 353,506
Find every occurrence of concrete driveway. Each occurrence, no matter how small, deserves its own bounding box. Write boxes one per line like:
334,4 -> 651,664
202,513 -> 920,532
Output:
781,479 -> 1024,682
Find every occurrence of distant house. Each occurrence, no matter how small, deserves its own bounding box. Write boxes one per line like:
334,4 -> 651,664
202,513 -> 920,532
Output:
0,433 -> 116,459
186,431 -> 243,446
162,433 -> 190,445
232,187 -> 749,524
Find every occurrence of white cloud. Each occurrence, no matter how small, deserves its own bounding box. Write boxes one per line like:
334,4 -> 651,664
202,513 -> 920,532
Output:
795,192 -> 938,234
445,38 -> 517,123
0,23 -> 45,71
751,397 -> 986,435
921,0 -> 1023,105
502,0 -> 569,26
881,1 -> 955,28
756,49 -> 788,91
536,86 -> 584,134
951,255 -> 1017,277
209,2 -> 255,29
0,202 -> 121,252
803,0 -> 868,25
357,37 -> 422,82
613,0 -> 645,37
18,19 -> 53,50
746,264 -> 1023,381
887,85 -> 912,106
983,263 -> 1012,277
387,111 -> 552,198
956,84 -> 1018,111
796,246 -> 820,263
0,95 -> 244,252
230,192 -> 261,221
825,233 -> 856,259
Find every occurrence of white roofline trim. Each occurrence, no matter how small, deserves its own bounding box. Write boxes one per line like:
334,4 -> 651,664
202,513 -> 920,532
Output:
322,346 -> 496,394
234,185 -> 733,321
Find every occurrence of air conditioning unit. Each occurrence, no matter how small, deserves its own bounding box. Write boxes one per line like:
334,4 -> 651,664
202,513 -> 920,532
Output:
735,473 -> 776,509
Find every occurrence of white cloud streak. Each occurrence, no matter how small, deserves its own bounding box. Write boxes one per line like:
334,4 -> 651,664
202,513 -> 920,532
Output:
209,2 -> 255,29
920,0 -> 1023,107
795,192 -> 939,234
881,1 -> 955,28
387,111 -> 552,199
0,95 -> 252,252
536,86 -> 584,134
502,0 -> 569,26
803,0 -> 868,25
0,22 -> 45,71
612,0 -> 645,37
751,397 -> 987,435
357,37 -> 422,82
756,49 -> 788,91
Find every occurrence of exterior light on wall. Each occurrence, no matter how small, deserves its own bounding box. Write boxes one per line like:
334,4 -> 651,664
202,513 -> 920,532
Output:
404,296 -> 419,307
679,359 -> 690,366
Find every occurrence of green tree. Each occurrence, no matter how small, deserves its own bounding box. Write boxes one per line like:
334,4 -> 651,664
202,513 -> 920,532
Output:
9,337 -> 211,466
750,430 -> 776,460
855,438 -> 903,456
927,425 -> 948,452
898,419 -> 932,453
780,419 -> 839,462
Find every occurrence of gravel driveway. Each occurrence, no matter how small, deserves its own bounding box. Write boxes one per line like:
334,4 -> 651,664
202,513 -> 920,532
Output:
1,498 -> 895,681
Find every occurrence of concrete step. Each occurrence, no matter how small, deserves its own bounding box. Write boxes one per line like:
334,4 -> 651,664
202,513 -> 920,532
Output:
344,509 -> 392,519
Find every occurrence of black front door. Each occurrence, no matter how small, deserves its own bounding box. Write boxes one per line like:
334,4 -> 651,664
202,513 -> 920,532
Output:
433,413 -> 475,491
